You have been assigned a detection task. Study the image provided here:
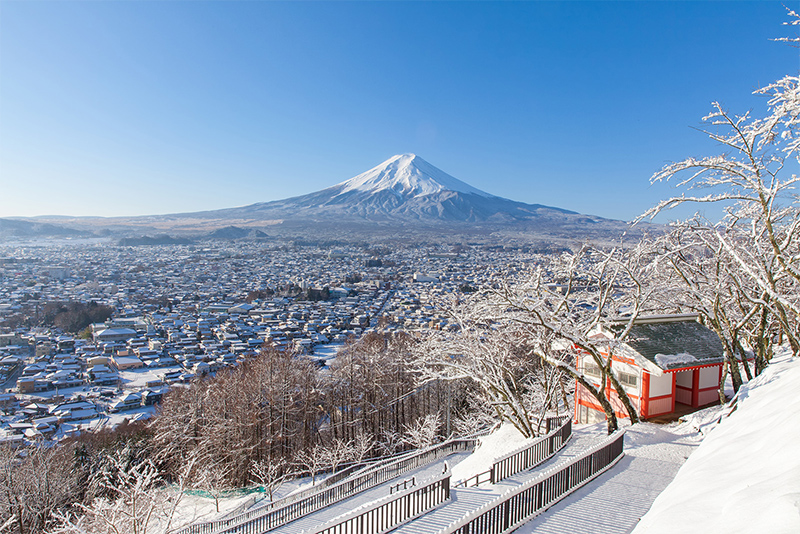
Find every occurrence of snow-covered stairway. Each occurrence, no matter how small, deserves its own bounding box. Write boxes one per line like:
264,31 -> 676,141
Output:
385,425 -> 604,534
493,425 -> 604,491
181,440 -> 476,534
269,452 -> 472,534
428,430 -> 625,534
388,487 -> 501,534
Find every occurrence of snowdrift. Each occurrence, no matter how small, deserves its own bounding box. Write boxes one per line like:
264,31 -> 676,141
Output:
633,352 -> 800,534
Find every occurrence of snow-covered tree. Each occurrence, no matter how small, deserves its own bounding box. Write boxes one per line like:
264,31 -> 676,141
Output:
249,457 -> 287,502
151,347 -> 322,487
414,325 -> 557,439
48,451 -> 192,534
0,444 -> 77,534
473,244 -> 659,433
639,10 -> 800,362
292,444 -> 328,486
326,332 -> 418,444
403,413 -> 441,449
645,224 -> 775,395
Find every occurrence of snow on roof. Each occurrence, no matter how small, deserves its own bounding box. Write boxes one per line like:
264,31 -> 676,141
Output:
654,353 -> 697,369
632,348 -> 800,534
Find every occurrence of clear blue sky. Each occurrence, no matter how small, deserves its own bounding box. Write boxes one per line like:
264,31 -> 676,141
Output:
1,1 -> 797,221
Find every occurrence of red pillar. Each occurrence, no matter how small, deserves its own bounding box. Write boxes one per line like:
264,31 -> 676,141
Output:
641,371 -> 650,419
670,372 -> 676,412
574,377 -> 580,423
691,368 -> 700,408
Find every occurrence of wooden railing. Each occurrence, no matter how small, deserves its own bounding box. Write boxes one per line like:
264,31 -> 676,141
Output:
258,462 -> 369,513
175,463 -> 368,534
389,476 -> 416,495
438,430 -> 625,534
491,416 -> 571,483
453,469 -> 493,489
176,439 -> 475,534
309,468 -> 451,534
453,415 -> 571,488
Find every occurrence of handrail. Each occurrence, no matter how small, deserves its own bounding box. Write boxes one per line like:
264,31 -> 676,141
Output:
453,415 -> 571,488
452,469 -> 492,489
308,468 -> 452,534
176,438 -> 476,534
389,476 -> 416,495
253,461 -> 369,513
491,416 -> 571,483
174,463 -> 370,534
438,430 -> 625,534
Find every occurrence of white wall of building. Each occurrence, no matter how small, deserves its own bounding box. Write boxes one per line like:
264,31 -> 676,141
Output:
648,371 -> 673,397
675,370 -> 693,388
699,366 -> 719,388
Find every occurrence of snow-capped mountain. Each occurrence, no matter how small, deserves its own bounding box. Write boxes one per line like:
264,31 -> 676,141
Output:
205,154 -> 598,225
335,154 -> 493,199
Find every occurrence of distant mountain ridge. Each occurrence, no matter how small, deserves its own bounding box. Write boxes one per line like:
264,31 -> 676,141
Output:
5,154 -> 637,243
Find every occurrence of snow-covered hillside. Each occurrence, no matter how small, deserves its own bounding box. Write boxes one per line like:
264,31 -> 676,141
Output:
632,351 -> 800,534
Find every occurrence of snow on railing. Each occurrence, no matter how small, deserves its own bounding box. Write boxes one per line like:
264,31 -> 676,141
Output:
176,438 -> 476,534
307,467 -> 452,534
453,415 -> 571,488
438,430 -> 625,534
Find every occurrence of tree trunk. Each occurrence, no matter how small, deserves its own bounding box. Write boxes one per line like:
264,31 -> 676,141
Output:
718,363 -> 729,404
571,372 -> 618,434
607,372 -> 640,424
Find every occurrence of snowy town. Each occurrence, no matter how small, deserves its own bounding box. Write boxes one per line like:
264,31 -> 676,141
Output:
0,239 -> 531,443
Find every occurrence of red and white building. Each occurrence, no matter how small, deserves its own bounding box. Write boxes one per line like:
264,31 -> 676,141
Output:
575,314 -> 725,424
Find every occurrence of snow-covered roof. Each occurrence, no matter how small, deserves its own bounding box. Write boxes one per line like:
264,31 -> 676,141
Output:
613,317 -> 724,371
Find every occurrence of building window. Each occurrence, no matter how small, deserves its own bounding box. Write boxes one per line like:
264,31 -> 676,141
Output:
583,360 -> 602,378
617,371 -> 639,388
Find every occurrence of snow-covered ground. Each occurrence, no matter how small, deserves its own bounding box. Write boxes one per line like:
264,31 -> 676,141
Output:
311,343 -> 344,366
171,489 -> 259,528
632,350 -> 800,534
169,467 -> 340,529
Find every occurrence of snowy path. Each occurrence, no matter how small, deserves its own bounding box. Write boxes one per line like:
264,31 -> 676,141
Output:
492,426 -> 600,492
270,452 -> 472,534
389,487 -> 501,534
513,424 -> 699,534
389,425 -> 603,534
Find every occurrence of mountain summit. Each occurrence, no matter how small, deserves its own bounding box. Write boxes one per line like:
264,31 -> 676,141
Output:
333,154 -> 493,199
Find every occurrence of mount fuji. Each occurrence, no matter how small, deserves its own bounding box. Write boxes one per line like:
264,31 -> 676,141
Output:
201,154 -> 599,227
10,154 -> 634,242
